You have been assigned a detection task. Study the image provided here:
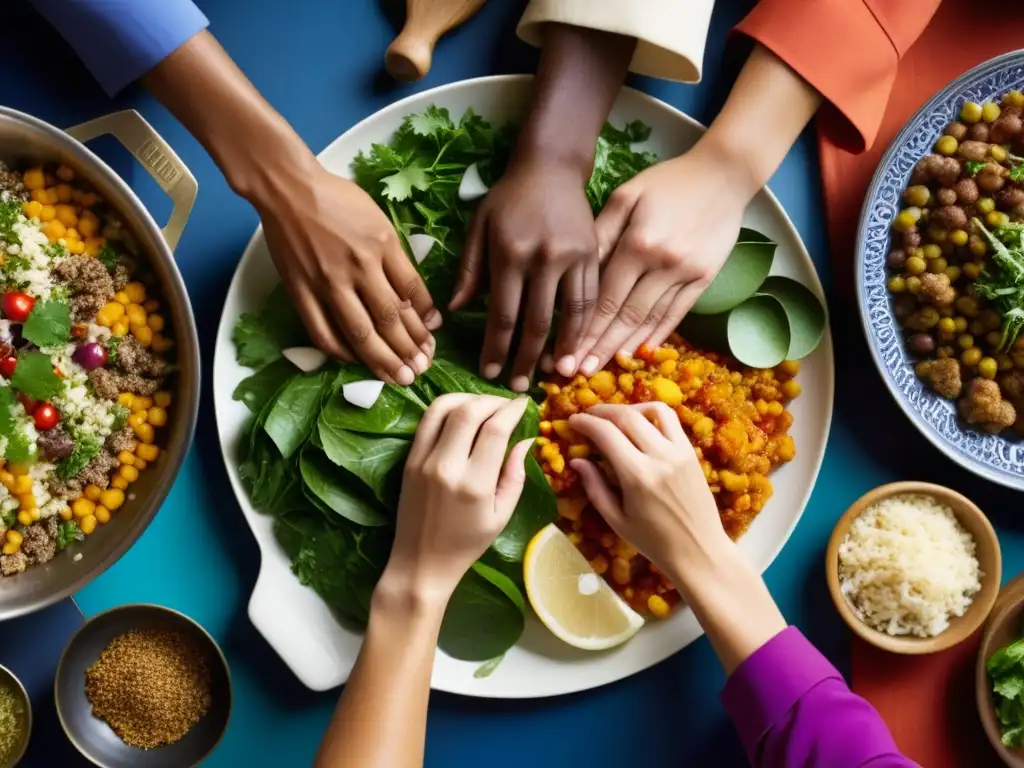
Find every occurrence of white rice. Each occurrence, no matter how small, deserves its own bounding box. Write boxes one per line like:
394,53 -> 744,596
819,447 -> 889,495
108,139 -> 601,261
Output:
838,493 -> 981,638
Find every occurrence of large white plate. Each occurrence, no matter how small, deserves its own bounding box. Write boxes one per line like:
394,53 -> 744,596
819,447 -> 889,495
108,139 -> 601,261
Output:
213,75 -> 834,698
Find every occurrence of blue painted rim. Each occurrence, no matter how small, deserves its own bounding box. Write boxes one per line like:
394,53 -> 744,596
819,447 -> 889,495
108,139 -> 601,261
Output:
856,50 -> 1024,491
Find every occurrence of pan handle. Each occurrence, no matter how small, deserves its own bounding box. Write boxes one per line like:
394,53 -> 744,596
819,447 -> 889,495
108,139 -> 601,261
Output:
66,109 -> 197,253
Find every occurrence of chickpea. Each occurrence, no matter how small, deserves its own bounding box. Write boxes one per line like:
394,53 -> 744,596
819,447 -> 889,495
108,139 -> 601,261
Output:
982,102 -> 1002,122
958,333 -> 975,350
935,135 -> 958,155
961,101 -> 983,123
927,257 -> 949,274
904,185 -> 931,207
977,197 -> 997,214
962,347 -> 983,366
906,276 -> 922,294
944,266 -> 962,282
888,276 -> 906,293
905,255 -> 927,275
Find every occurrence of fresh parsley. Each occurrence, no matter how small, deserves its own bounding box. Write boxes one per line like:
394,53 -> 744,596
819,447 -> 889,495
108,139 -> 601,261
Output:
97,246 -> 118,273
989,637 -> 1024,747
22,300 -> 71,349
972,218 -> 1024,350
966,160 -> 986,176
1011,164 -> 1024,183
109,403 -> 129,432
106,335 -> 122,365
0,201 -> 21,247
56,520 -> 83,551
56,431 -> 100,481
0,387 -> 35,464
10,352 -> 63,401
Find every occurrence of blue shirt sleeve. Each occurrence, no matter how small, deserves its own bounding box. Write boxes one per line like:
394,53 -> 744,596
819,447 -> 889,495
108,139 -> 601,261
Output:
28,0 -> 209,96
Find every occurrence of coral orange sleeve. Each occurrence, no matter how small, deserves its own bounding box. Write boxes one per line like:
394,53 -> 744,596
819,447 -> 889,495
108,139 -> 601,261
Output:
735,0 -> 940,153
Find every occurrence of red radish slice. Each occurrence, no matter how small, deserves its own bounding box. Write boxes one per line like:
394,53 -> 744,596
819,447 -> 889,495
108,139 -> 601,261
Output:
342,379 -> 384,409
458,163 -> 488,201
407,234 -> 437,265
282,347 -> 327,372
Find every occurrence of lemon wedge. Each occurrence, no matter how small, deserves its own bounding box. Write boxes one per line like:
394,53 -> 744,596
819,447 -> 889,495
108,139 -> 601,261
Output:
523,523 -> 645,650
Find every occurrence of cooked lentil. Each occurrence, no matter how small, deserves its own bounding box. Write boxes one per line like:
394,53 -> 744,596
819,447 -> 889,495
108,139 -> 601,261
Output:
85,629 -> 211,749
536,338 -> 799,617
0,679 -> 25,764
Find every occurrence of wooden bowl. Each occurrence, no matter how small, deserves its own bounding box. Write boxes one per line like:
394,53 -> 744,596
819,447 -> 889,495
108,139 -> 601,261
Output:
976,575 -> 1024,767
826,481 -> 1001,655
0,663 -> 31,768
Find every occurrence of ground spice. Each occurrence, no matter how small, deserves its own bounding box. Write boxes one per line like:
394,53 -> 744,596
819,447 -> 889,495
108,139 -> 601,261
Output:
85,628 -> 212,749
0,680 -> 26,764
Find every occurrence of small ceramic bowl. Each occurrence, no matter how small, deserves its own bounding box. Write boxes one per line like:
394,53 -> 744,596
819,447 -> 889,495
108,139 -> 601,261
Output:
976,575 -> 1024,768
55,604 -> 231,768
0,663 -> 31,768
826,481 -> 1001,655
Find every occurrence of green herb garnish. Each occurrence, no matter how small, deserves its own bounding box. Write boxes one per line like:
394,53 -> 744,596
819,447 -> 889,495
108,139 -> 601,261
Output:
1011,164 -> 1024,182
97,246 -> 118,273
0,201 -> 21,247
0,388 -> 35,464
972,218 -> 1024,351
22,300 -> 70,349
56,520 -> 82,551
988,637 -> 1024,747
106,334 -> 122,365
56,431 -> 100,481
109,403 -> 129,432
10,352 -> 62,401
966,160 -> 986,176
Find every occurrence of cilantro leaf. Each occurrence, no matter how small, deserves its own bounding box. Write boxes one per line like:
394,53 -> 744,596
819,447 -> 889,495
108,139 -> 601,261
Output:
97,246 -> 118,273
22,300 -> 71,349
0,200 -> 21,247
966,160 -> 986,176
10,352 -> 62,401
110,403 -> 129,432
1011,164 -> 1024,182
380,163 -> 432,202
586,121 -> 658,213
56,520 -> 82,551
57,431 -> 101,481
0,387 -> 35,464
106,334 -> 122,364
408,106 -> 454,138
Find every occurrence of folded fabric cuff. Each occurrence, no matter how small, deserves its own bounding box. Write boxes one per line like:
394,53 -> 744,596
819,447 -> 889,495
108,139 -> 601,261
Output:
517,0 -> 714,83
29,0 -> 209,96
721,627 -> 844,754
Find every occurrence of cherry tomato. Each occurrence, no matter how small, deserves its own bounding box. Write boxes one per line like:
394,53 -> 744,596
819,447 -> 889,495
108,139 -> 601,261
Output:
0,356 -> 16,379
32,403 -> 59,431
1,292 -> 34,323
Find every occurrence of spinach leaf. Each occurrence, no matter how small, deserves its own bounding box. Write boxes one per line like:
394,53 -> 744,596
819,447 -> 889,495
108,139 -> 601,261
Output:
322,366 -> 426,435
264,370 -> 330,459
424,358 -> 511,398
233,283 -> 308,368
471,561 -> 525,613
299,446 -> 388,527
11,352 -> 62,401
0,388 -> 35,464
22,300 -> 71,349
233,357 -> 297,414
439,567 -> 525,662
317,419 -> 409,506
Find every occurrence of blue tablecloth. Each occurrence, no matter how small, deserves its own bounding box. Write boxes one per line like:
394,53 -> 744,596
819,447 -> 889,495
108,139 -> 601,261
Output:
2,1 -> 1024,766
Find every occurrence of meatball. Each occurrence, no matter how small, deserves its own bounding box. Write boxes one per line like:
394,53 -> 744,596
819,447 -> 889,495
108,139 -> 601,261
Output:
954,178 -> 980,204
916,358 -> 962,399
919,273 -> 956,306
911,155 -> 961,186
958,379 -> 1017,433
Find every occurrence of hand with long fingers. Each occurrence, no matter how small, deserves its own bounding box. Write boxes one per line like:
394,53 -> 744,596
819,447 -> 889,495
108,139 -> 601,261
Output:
566,402 -> 729,575
385,394 -> 534,595
259,166 -> 441,386
450,156 -> 597,393
560,142 -> 749,378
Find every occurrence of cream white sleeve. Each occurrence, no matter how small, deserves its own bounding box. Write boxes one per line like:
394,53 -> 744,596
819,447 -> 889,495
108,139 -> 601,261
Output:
517,0 -> 715,83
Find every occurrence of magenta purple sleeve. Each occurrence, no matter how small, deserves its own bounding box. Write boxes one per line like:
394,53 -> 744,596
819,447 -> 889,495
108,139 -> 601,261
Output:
721,627 -> 920,768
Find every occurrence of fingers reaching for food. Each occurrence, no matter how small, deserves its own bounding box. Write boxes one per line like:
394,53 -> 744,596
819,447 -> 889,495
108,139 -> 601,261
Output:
389,394 -> 532,595
258,165 -> 440,386
451,157 -> 598,393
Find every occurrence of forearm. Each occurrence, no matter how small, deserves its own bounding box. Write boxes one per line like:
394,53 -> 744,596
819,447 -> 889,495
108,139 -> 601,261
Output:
140,30 -> 315,209
665,531 -> 786,675
699,43 -> 823,197
314,582 -> 446,768
515,23 -> 636,175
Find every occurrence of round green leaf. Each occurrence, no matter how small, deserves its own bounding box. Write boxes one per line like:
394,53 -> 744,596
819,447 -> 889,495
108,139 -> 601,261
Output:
691,228 -> 777,315
755,276 -> 827,360
726,295 -> 791,368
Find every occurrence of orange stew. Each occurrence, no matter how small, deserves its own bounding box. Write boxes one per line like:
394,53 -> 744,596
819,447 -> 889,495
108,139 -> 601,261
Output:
535,339 -> 801,618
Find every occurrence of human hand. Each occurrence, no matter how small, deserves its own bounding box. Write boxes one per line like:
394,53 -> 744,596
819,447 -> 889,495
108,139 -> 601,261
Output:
256,161 -> 442,386
563,139 -> 757,378
450,154 -> 598,392
567,402 -> 731,585
382,394 -> 533,600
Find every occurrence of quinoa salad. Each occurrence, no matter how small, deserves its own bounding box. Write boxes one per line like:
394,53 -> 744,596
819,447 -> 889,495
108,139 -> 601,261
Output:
0,162 -> 173,578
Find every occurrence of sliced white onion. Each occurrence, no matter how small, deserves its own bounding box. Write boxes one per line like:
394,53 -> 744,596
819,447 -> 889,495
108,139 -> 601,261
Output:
342,379 -> 385,410
282,346 -> 327,373
406,233 -> 438,265
458,163 -> 488,201
577,573 -> 600,596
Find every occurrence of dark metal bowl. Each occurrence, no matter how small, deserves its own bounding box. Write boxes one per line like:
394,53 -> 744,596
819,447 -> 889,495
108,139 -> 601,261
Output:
0,107 -> 200,620
0,662 -> 31,768
55,604 -> 231,768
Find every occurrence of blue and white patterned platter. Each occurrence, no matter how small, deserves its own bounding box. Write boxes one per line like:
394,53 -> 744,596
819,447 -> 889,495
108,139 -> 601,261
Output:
857,50 -> 1024,491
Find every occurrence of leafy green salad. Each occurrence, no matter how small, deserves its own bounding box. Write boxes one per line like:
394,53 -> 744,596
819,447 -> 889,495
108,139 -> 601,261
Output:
988,635 -> 1024,747
232,106 -> 657,667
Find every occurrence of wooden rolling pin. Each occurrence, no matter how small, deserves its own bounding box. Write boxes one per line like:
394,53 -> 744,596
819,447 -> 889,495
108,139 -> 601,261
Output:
385,0 -> 488,82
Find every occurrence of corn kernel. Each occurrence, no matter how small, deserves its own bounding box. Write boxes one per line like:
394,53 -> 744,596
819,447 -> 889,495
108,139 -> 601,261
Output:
552,419 -> 573,440
133,423 -> 155,444
135,443 -> 160,462
42,219 -> 66,243
58,506 -> 72,521
96,302 -> 125,328
648,594 -> 671,619
114,291 -> 131,305
112,319 -> 129,337
539,442 -> 560,462
567,444 -> 590,459
132,324 -> 153,347
116,451 -> 135,467
5,530 -> 22,546
54,204 -> 77,227
147,314 -> 165,332
0,471 -> 15,490
549,454 -> 566,474
556,497 -> 585,521
127,411 -> 147,429
80,515 -> 97,535
651,377 -> 683,407
124,282 -> 147,304
568,532 -> 583,546
782,380 -> 802,399
72,498 -> 96,518
95,506 -> 111,525
576,387 -> 599,408
116,394 -> 134,411
22,200 -> 43,219
16,494 -> 35,511
591,555 -> 609,576
76,211 -> 98,238
16,511 -> 32,527
125,304 -> 146,326
153,391 -> 172,408
534,436 -> 550,447
652,347 -> 680,363
132,396 -> 153,412
143,299 -> 160,313
658,359 -> 677,376
588,370 -> 616,398
13,475 -> 32,494
111,476 -> 129,490
539,420 -> 552,436
2,541 -> 19,556
618,373 -> 634,395
133,459 -> 148,471
151,334 -> 172,353
99,488 -> 125,511
23,168 -> 45,190
118,464 -> 139,483
55,164 -> 74,182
